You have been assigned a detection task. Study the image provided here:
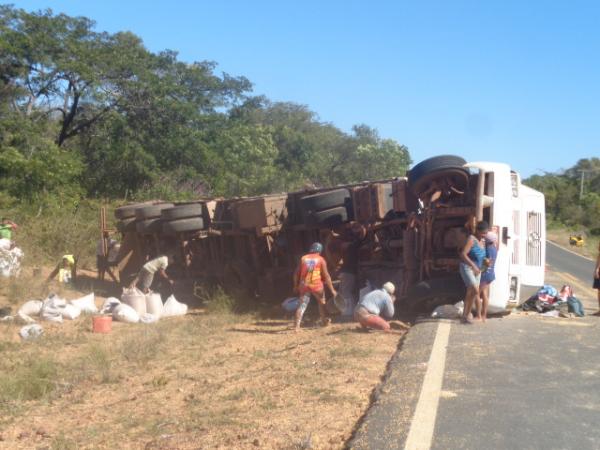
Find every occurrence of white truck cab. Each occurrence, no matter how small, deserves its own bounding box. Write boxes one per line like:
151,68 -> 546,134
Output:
465,162 -> 546,313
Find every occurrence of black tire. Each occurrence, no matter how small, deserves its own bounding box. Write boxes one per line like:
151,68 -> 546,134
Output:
115,202 -> 151,220
162,217 -> 205,234
135,203 -> 175,220
161,204 -> 204,221
407,155 -> 468,196
300,188 -> 350,212
304,206 -> 348,227
404,275 -> 466,313
136,218 -> 163,234
117,218 -> 137,233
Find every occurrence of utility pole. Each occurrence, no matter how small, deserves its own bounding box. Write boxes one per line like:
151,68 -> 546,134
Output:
579,170 -> 586,200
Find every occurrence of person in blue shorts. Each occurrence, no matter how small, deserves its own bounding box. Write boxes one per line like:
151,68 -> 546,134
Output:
459,221 -> 488,324
477,231 -> 498,322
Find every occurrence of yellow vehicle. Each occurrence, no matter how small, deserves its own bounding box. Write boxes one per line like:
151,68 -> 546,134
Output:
569,234 -> 585,247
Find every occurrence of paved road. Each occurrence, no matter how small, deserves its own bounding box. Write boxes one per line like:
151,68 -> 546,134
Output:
546,241 -> 596,290
351,241 -> 600,450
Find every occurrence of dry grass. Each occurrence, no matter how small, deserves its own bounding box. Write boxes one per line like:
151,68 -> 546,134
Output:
0,295 -> 404,449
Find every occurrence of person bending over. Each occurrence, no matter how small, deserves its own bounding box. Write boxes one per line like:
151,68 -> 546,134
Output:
293,242 -> 337,331
130,255 -> 173,294
354,282 -> 396,331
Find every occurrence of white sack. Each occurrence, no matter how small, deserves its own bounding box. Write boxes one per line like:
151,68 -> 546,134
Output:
431,304 -> 462,319
145,293 -> 163,317
122,287 -> 146,315
0,238 -> 11,250
281,297 -> 299,313
18,300 -> 43,317
40,295 -> 67,323
112,303 -> 140,323
41,309 -> 63,323
162,295 -> 187,317
70,293 -> 97,314
139,313 -> 159,324
19,324 -> 43,340
61,304 -> 81,320
0,246 -> 23,277
100,297 -> 121,314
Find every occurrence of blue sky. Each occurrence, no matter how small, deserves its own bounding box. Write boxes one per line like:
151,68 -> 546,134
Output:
12,0 -> 600,177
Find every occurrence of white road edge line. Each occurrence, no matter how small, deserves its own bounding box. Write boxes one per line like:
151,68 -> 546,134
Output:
404,321 -> 451,450
547,240 -> 594,262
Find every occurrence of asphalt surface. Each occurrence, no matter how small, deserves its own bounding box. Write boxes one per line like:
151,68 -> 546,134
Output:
546,241 -> 597,286
351,241 -> 600,450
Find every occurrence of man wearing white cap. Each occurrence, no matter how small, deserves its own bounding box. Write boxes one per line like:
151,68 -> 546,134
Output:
353,282 -> 396,331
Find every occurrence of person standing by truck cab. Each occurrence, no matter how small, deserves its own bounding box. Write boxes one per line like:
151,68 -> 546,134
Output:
293,242 -> 337,331
593,242 -> 600,316
459,221 -> 488,324
477,231 -> 498,322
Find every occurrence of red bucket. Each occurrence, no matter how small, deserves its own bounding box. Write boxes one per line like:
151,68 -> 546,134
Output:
92,315 -> 112,334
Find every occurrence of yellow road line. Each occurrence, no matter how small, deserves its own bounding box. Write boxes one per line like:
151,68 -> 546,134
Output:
404,321 -> 451,450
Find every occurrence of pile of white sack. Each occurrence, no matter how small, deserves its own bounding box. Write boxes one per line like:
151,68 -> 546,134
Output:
107,287 -> 188,324
13,289 -> 188,339
17,292 -> 98,324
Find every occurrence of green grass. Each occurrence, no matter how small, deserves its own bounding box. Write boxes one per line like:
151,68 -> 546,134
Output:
118,326 -> 165,367
79,343 -> 120,384
0,357 -> 62,403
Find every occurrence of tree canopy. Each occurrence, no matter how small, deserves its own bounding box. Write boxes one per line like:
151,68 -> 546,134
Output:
524,157 -> 600,233
0,6 -> 411,204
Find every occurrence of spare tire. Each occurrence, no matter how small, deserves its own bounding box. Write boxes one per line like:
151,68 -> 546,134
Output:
117,218 -> 137,233
304,206 -> 348,227
407,155 -> 468,196
161,204 -> 204,221
115,202 -> 151,220
136,218 -> 163,234
135,203 -> 175,220
404,275 -> 466,313
300,189 -> 350,212
162,217 -> 205,234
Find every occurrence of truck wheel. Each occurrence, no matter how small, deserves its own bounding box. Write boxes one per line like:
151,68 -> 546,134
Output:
405,275 -> 466,313
305,206 -> 349,227
162,217 -> 205,234
135,203 -> 175,220
117,218 -> 137,233
300,188 -> 350,212
161,204 -> 204,221
136,218 -> 163,234
407,155 -> 468,196
115,202 -> 151,220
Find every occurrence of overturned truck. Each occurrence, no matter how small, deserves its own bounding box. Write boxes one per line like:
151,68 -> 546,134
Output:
108,155 -> 545,313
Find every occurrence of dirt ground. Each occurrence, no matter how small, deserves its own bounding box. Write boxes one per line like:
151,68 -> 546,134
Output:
0,271 -> 406,450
